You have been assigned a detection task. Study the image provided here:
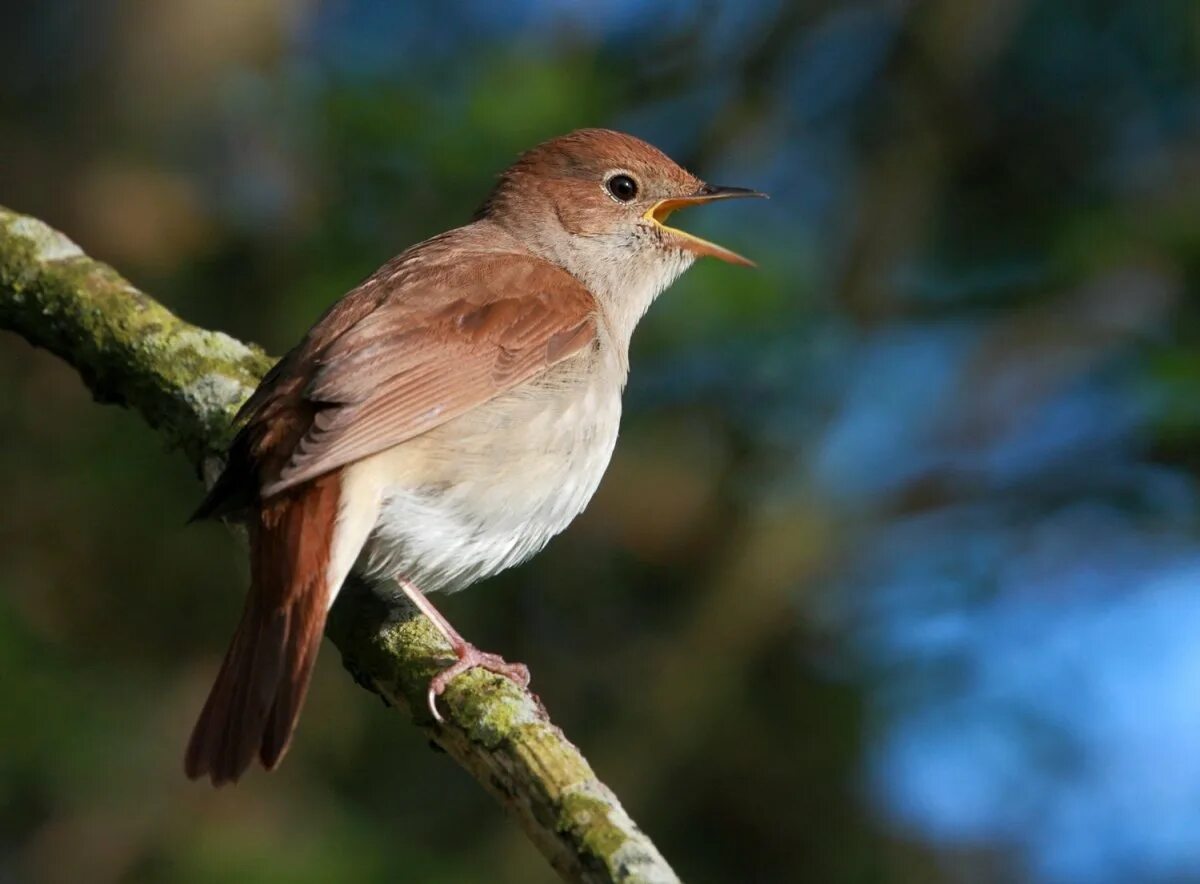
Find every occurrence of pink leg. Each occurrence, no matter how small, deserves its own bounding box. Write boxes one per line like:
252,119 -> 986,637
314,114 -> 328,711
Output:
396,578 -> 530,722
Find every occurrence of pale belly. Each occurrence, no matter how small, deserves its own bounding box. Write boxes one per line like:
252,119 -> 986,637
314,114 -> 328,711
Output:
351,359 -> 623,594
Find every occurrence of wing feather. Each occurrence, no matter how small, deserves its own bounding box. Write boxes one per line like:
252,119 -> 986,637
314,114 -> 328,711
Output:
197,235 -> 600,513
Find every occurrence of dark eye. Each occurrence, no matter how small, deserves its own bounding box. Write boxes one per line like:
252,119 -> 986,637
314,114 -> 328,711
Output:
606,174 -> 638,202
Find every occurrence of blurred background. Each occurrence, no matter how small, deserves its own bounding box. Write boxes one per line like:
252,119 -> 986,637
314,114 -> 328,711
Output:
2,1 -> 1199,882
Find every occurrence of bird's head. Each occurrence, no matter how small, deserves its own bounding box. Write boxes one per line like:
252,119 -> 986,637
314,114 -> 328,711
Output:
478,129 -> 765,323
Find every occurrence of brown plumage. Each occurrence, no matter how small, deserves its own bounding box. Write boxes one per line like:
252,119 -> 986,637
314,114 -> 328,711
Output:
185,473 -> 339,784
186,128 -> 763,785
196,249 -> 597,516
187,245 -> 599,782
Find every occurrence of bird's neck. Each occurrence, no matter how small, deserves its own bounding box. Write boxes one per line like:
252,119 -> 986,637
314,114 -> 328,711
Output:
476,217 -> 695,352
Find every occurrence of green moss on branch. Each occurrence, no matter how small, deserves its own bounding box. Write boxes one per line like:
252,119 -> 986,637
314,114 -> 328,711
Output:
0,208 -> 273,463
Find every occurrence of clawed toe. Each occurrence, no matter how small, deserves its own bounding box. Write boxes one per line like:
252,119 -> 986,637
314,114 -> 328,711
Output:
426,646 -> 531,722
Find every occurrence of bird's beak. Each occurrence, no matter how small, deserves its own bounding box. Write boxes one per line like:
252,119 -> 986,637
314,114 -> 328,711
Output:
643,184 -> 768,267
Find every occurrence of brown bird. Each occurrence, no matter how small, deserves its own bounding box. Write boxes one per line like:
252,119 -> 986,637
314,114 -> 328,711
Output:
185,128 -> 764,785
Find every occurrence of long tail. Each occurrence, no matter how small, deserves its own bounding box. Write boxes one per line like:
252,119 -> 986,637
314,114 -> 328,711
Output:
185,473 -> 341,786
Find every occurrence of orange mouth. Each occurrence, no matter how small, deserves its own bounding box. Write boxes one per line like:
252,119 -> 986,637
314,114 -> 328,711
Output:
644,185 -> 767,267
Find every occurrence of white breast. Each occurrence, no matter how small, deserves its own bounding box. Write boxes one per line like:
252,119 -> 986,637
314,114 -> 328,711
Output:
351,343 -> 624,594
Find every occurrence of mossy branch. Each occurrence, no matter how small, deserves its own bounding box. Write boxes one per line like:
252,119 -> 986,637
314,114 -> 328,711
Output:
0,205 -> 680,884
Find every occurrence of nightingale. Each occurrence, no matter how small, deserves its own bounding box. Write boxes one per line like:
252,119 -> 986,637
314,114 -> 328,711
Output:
185,128 -> 764,785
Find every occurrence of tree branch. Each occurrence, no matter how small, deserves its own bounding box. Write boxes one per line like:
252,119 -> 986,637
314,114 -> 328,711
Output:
0,205 -> 680,884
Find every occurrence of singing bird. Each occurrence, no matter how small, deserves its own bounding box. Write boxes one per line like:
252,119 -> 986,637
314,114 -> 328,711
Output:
186,128 -> 764,785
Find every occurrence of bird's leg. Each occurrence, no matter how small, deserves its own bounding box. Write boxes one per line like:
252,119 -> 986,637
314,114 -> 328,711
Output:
396,578 -> 530,722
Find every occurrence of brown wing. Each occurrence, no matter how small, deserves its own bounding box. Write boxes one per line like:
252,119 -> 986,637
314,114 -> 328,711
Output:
195,235 -> 598,517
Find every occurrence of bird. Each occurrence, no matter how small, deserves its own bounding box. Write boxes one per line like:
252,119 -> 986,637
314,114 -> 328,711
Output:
184,128 -> 764,785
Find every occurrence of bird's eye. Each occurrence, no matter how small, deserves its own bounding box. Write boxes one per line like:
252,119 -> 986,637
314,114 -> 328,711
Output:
606,174 -> 639,202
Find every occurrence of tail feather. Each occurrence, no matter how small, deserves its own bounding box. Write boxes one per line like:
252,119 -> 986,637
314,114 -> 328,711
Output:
260,595 -> 324,769
185,474 -> 339,785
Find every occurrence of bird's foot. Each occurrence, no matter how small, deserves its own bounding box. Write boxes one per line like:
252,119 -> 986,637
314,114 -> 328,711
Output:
427,644 -> 530,723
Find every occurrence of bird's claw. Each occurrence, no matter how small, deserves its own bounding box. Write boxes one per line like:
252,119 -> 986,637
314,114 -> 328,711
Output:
427,646 -> 531,723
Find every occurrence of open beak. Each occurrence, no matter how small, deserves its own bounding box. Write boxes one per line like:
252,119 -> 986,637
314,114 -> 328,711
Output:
643,184 -> 768,267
